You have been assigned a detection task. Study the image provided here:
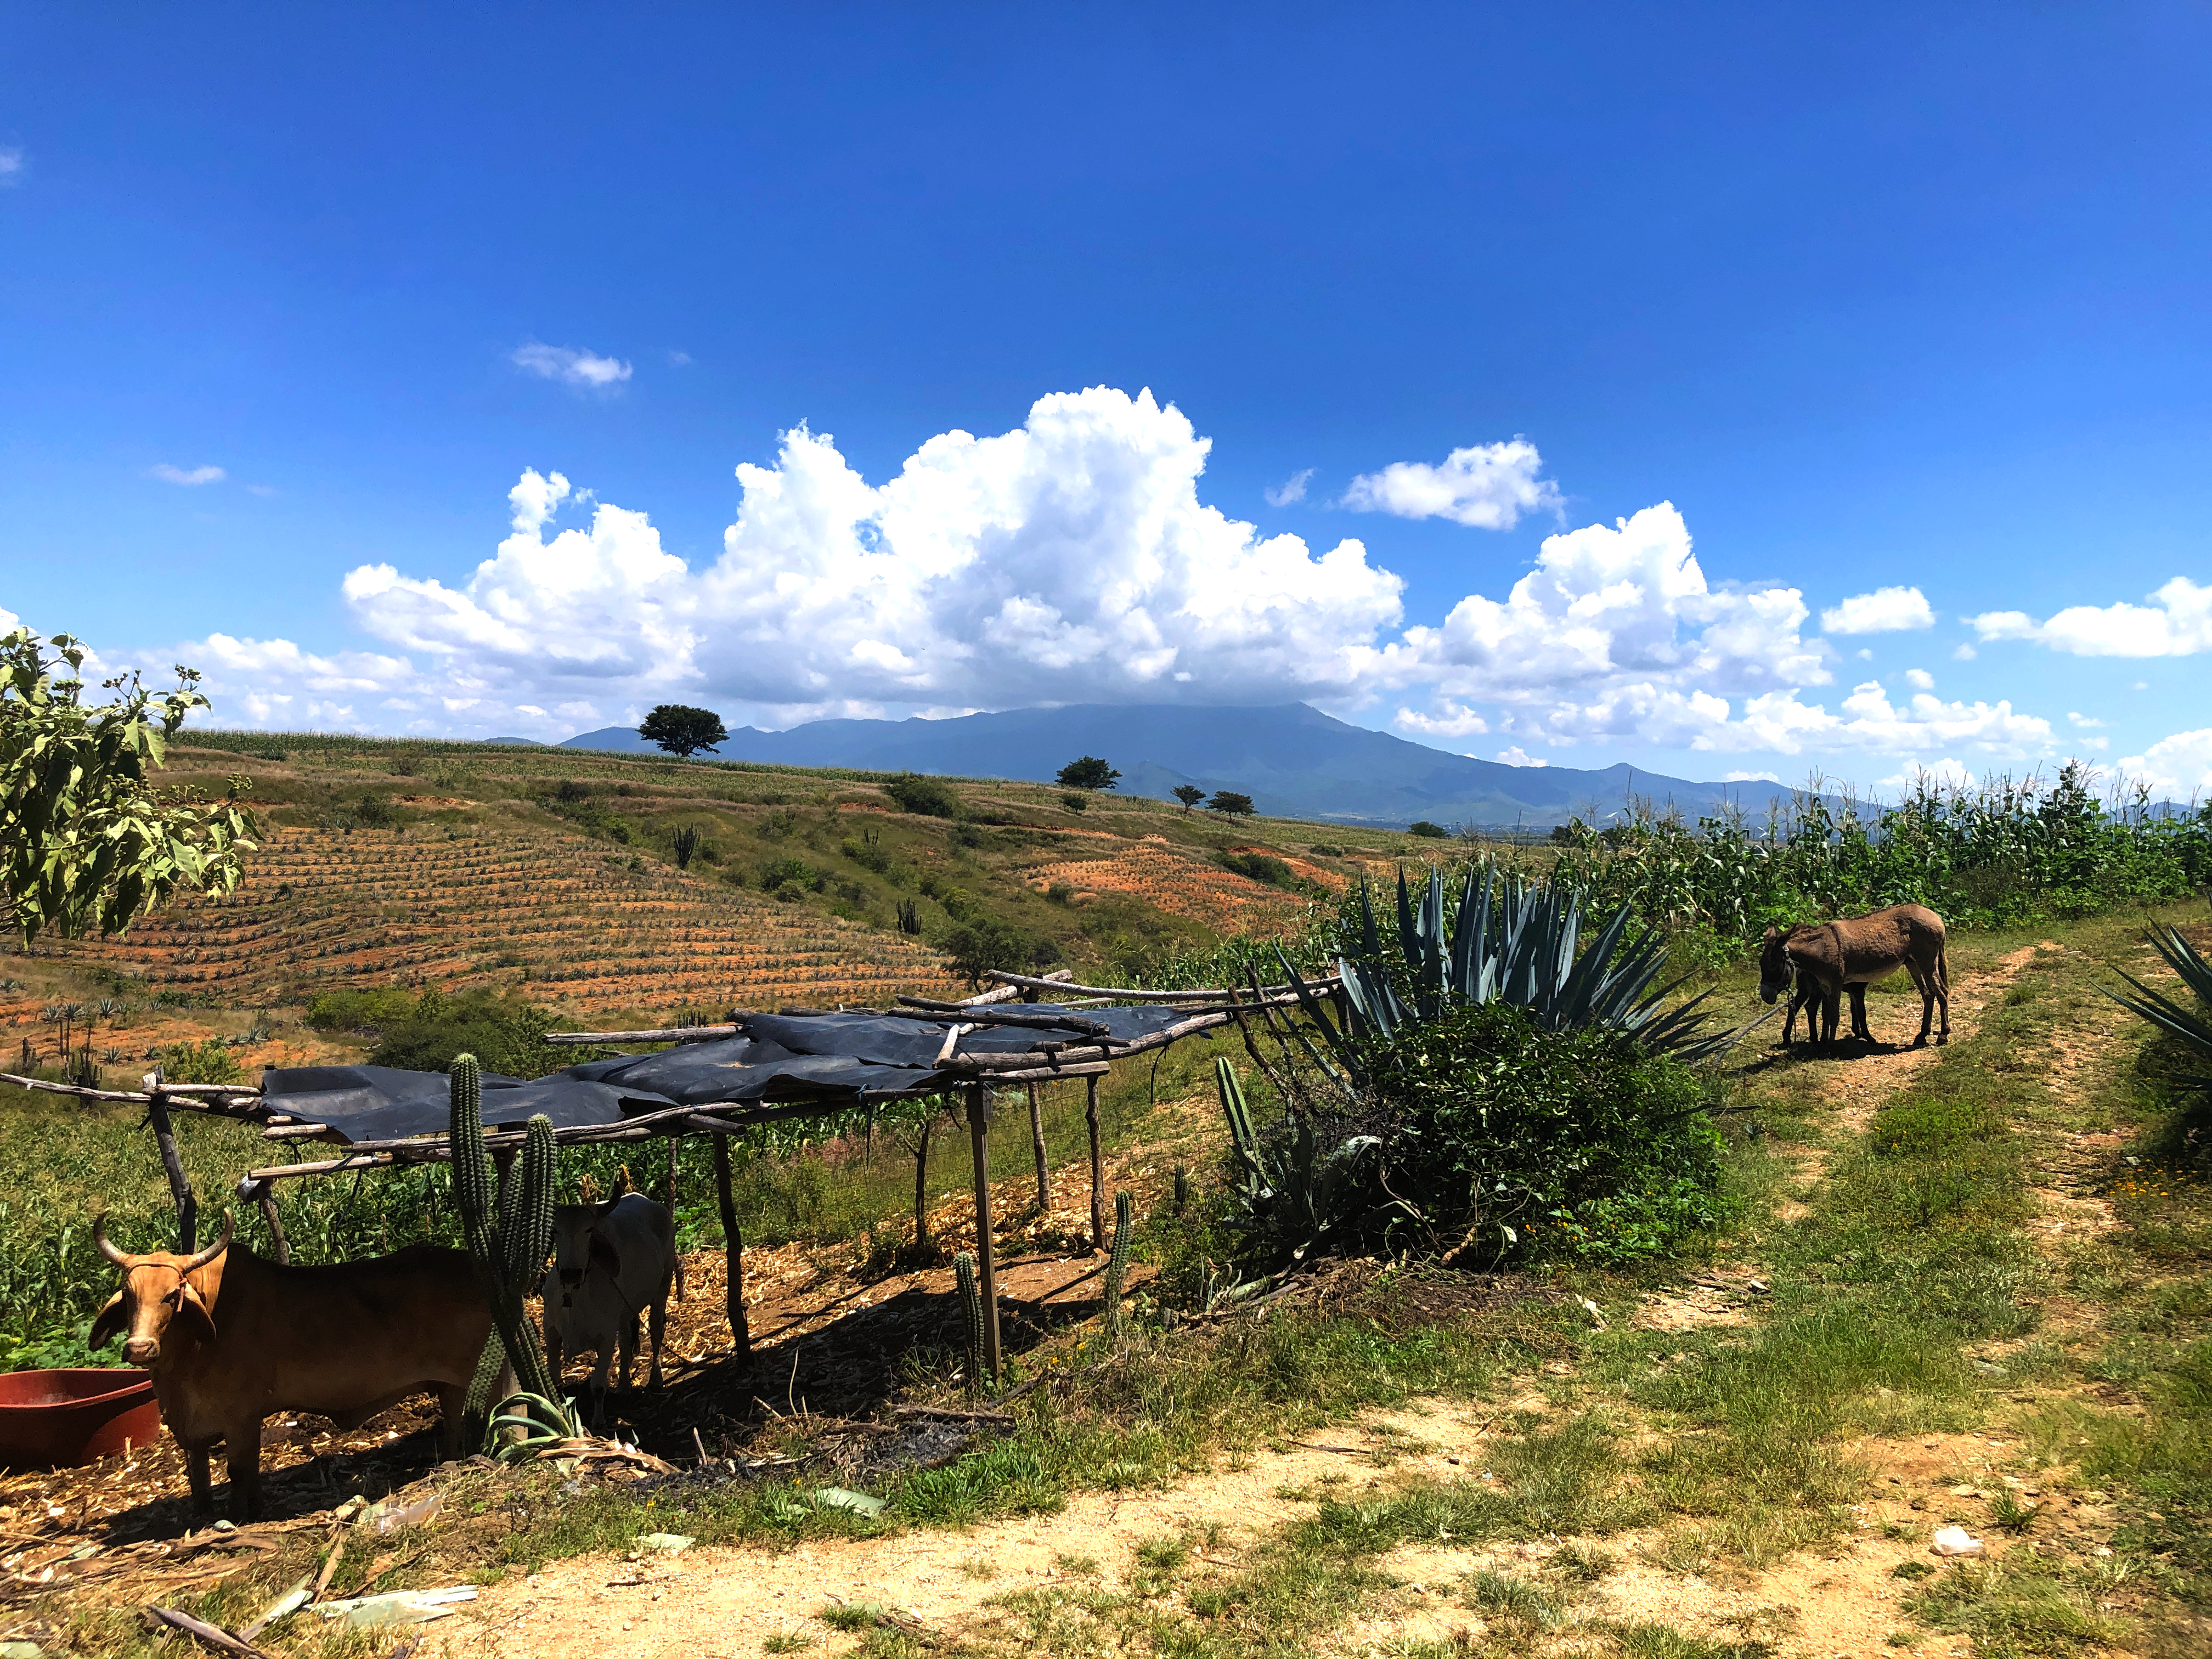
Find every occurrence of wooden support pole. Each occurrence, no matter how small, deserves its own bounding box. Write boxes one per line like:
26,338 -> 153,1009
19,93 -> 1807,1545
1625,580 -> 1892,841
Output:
1027,1081 -> 1049,1212
966,1083 -> 1001,1385
710,1133 -> 749,1356
665,1134 -> 684,1301
1086,1073 -> 1105,1254
144,1075 -> 199,1255
251,1180 -> 290,1267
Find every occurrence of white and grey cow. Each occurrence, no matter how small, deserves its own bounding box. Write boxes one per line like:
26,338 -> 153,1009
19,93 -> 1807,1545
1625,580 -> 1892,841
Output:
539,1193 -> 676,1410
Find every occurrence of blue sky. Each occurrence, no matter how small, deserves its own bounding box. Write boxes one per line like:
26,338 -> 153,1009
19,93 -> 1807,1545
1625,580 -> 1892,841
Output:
4,4 -> 2209,794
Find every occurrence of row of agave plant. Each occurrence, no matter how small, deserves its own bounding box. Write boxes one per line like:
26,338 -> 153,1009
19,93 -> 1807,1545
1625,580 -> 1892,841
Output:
1211,862 -> 1767,1272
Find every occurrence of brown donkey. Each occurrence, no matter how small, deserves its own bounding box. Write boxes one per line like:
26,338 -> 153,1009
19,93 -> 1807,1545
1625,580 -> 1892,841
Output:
1758,902 -> 1950,1048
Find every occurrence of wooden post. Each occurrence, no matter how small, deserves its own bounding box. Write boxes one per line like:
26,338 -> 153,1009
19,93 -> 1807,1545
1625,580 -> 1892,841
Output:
1086,1073 -> 1105,1253
913,1108 -> 934,1251
665,1133 -> 684,1302
143,1071 -> 198,1254
966,1083 -> 1001,1384
252,1180 -> 290,1266
1027,1081 -> 1049,1212
710,1132 -> 749,1356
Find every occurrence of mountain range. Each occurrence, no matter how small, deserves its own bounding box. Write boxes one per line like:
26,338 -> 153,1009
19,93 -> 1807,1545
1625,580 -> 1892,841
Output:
509,703 -> 1795,831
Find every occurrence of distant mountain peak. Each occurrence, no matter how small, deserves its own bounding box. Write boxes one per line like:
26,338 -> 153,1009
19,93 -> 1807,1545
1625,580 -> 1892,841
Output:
553,702 -> 1792,830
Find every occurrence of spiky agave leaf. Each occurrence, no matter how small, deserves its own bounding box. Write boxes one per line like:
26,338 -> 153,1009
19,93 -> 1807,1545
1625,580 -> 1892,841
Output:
2103,923 -> 2212,1081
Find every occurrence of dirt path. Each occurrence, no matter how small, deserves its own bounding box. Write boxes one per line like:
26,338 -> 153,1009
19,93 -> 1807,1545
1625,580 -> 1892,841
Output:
435,1403 -> 1512,1659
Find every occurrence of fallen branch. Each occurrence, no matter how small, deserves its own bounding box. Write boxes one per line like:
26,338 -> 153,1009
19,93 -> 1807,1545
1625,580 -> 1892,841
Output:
143,1606 -> 276,1659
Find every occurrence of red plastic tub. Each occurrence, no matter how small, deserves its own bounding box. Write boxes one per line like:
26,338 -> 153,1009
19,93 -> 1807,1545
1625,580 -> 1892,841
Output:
0,1369 -> 161,1470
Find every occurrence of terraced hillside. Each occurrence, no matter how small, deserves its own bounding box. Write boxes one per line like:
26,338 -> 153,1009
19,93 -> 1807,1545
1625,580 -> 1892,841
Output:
13,735 -> 1429,1038
52,823 -> 959,1014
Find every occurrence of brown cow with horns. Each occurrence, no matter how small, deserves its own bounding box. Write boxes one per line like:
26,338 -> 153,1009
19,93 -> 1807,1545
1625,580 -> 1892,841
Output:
92,1211 -> 504,1520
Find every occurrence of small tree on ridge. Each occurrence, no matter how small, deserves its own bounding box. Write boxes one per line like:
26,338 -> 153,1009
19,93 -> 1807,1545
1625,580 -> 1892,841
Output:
639,704 -> 729,758
1056,755 -> 1120,792
1172,783 -> 1206,814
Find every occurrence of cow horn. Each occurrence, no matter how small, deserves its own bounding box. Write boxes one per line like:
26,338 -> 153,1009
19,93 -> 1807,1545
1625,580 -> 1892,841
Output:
94,1215 -> 132,1267
183,1210 -> 234,1271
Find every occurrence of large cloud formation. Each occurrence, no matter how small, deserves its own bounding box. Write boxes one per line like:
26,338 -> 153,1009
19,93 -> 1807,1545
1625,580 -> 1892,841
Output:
55,384 -> 2093,779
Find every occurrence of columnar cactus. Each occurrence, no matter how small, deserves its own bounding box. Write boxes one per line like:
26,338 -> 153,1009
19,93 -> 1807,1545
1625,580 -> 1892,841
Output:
1103,1189 -> 1134,1343
955,1250 -> 989,1393
449,1054 -> 561,1409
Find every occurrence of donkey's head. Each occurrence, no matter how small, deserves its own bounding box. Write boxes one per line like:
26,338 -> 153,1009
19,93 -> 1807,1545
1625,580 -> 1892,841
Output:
1757,926 -> 1796,1005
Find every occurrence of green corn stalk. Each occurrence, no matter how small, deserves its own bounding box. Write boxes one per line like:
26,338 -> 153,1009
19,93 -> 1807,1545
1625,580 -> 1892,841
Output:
954,1250 -> 988,1393
1103,1190 -> 1133,1343
448,1054 -> 569,1441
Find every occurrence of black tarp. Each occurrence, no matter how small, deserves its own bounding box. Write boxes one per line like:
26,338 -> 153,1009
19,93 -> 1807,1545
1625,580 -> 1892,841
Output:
258,1003 -> 1192,1146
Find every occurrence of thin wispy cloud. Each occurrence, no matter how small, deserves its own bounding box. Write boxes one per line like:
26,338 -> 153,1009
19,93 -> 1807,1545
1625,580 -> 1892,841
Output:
510,341 -> 634,390
1265,467 -> 1314,507
1342,438 -> 1560,529
0,147 -> 25,186
665,349 -> 694,368
149,463 -> 225,486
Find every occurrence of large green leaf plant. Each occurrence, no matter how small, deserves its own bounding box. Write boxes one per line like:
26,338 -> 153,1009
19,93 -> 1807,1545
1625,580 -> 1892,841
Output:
1,627 -> 257,944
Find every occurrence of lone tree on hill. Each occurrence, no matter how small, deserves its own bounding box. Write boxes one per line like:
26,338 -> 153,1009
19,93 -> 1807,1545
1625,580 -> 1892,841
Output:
1172,783 -> 1206,814
1207,790 -> 1256,820
1,627 -> 258,945
1056,755 -> 1120,792
639,704 -> 729,758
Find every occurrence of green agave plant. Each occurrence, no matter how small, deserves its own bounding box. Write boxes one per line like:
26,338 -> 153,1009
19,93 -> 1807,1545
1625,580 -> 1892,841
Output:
2104,922 -> 2212,1084
1277,862 -> 1748,1085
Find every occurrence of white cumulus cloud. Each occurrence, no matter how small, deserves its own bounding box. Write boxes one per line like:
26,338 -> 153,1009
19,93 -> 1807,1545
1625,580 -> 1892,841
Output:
128,385 -> 2084,777
1820,585 -> 1934,635
1904,668 -> 1935,690
2120,729 -> 2212,797
150,464 -> 225,486
1496,747 -> 1548,768
1970,578 -> 2212,657
1342,439 -> 1560,529
511,341 -> 634,390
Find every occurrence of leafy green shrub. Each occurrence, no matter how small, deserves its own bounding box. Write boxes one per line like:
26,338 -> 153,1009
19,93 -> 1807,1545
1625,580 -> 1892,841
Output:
1222,851 -> 1294,887
354,986 -> 565,1079
1408,820 -> 1448,839
760,856 -> 827,896
354,792 -> 396,829
1367,1001 -> 1726,1261
1061,791 -> 1090,813
1217,1001 -> 1730,1269
940,917 -> 1043,985
884,772 -> 961,818
306,985 -> 426,1032
156,1038 -> 245,1085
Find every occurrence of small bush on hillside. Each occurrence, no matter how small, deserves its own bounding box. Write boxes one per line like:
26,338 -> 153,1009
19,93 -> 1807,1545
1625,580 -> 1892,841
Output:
884,772 -> 961,819
940,917 -> 1049,985
319,985 -> 565,1079
760,856 -> 828,898
1408,820 -> 1448,839
1062,791 -> 1090,812
1222,851 -> 1294,887
354,792 -> 396,829
156,1039 -> 245,1086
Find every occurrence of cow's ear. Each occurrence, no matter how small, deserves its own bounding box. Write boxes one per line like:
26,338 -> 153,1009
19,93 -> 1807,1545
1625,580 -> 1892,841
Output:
174,1284 -> 218,1344
88,1291 -> 129,1353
